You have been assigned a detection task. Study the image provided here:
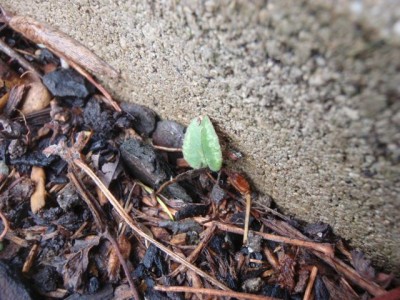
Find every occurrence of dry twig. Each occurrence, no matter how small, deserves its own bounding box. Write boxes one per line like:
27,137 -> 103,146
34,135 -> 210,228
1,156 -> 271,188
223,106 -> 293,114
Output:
0,38 -> 41,79
68,171 -> 140,300
168,223 -> 217,278
0,210 -> 9,241
154,286 -> 280,300
152,144 -> 182,152
204,221 -> 334,257
22,243 -> 39,273
303,266 -> 318,300
262,219 -> 387,297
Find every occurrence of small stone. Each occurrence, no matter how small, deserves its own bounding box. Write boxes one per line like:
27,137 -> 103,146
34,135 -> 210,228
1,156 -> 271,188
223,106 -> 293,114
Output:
120,102 -> 157,137
152,120 -> 185,148
210,183 -> 226,205
242,277 -> 263,293
120,138 -> 192,202
43,68 -> 90,98
0,261 -> 32,299
247,231 -> 263,253
57,184 -> 81,211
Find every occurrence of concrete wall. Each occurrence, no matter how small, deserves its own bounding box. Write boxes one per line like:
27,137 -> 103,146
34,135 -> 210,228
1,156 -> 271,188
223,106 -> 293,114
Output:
4,0 -> 399,272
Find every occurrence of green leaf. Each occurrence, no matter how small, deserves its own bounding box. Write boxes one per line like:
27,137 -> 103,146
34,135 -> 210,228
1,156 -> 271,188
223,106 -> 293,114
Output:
183,115 -> 222,172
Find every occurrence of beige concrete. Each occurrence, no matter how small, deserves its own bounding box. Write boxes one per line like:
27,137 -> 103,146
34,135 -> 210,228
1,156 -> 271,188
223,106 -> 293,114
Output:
4,1 -> 400,272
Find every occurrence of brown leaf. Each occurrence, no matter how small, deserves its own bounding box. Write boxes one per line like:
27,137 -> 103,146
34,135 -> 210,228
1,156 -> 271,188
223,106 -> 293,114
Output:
107,235 -> 131,282
322,276 -> 359,300
63,235 -> 100,292
170,232 -> 187,245
277,252 -> 296,292
294,268 -> 310,294
3,84 -> 28,116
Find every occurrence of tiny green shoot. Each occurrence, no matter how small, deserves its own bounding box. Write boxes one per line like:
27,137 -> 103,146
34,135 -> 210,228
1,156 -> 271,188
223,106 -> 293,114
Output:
182,115 -> 222,172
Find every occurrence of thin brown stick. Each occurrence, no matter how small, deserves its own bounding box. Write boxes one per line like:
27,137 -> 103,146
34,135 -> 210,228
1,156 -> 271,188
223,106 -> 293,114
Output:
243,192 -> 251,245
66,60 -> 121,112
68,172 -> 105,230
303,266 -> 318,300
262,219 -> 386,297
22,243 -> 39,273
0,168 -> 15,193
168,223 -> 216,278
4,231 -> 28,247
155,168 -> 206,196
0,38 -> 41,79
0,210 -> 10,241
205,221 -> 334,257
68,172 -> 140,300
152,144 -> 182,152
103,229 -> 139,299
72,158 -> 230,291
154,286 -> 280,300
263,246 -> 279,270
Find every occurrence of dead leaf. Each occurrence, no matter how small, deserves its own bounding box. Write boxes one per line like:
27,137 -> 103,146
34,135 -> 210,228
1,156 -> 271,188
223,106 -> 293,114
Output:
294,268 -> 310,293
277,252 -> 296,292
170,232 -> 187,245
107,235 -> 131,282
3,84 -> 28,116
30,166 -> 46,213
63,235 -> 100,292
322,276 -> 358,300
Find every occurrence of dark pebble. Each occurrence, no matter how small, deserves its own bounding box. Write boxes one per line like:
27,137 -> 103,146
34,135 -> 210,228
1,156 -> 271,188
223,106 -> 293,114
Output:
210,183 -> 226,205
43,69 -> 91,98
57,184 -> 81,211
120,138 -> 192,202
0,260 -> 32,300
174,204 -> 208,220
32,265 -> 60,293
152,120 -> 185,148
83,99 -> 114,139
88,277 -> 100,294
120,102 -> 157,137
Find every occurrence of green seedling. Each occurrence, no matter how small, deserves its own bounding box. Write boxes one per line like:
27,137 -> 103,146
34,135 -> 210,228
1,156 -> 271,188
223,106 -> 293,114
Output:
182,115 -> 222,172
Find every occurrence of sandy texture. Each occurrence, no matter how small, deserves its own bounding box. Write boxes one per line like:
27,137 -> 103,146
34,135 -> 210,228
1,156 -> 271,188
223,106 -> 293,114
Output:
4,0 -> 399,272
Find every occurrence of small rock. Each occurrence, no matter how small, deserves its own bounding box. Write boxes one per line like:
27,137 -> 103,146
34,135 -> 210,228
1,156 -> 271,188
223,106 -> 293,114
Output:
57,184 -> 81,211
0,260 -> 32,300
120,139 -> 192,202
43,68 -> 90,98
83,98 -> 114,139
8,139 -> 27,160
0,160 -> 9,182
32,265 -> 60,293
242,277 -> 263,293
247,231 -> 263,253
120,102 -> 157,137
210,183 -> 226,205
152,120 -> 185,148
21,82 -> 51,115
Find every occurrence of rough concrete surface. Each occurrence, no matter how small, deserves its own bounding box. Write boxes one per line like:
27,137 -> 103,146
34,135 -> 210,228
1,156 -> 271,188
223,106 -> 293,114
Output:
4,1 -> 400,272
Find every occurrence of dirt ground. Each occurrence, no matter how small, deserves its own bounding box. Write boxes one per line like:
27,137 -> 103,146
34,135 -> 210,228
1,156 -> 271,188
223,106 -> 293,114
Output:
5,0 -> 400,273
